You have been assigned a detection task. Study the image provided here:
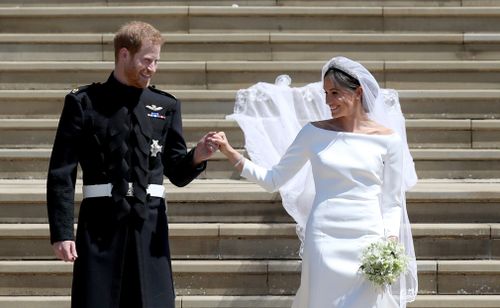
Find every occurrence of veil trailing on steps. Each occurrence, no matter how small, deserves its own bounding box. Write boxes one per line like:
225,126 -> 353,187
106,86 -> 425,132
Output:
227,56 -> 418,307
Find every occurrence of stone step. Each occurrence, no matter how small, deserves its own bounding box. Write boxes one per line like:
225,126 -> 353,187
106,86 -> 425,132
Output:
2,33 -> 500,62
411,149 -> 500,179
0,89 -> 234,120
1,6 -> 500,33
2,295 -> 500,308
0,118 -> 499,149
1,89 -> 499,120
2,148 -> 500,180
0,259 -> 498,296
1,294 -> 500,308
0,1 -> 495,8
2,60 -> 500,90
0,223 -> 498,260
401,90 -> 500,120
0,223 -> 296,260
1,178 -> 499,224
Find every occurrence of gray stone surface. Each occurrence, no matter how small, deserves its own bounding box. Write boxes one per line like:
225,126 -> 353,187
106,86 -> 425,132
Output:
1,1 -> 500,307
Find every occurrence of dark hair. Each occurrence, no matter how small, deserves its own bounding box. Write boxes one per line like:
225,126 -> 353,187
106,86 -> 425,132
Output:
323,67 -> 360,91
113,21 -> 163,62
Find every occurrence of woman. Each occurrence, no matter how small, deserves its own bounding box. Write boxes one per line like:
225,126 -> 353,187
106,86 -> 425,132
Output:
210,56 -> 418,307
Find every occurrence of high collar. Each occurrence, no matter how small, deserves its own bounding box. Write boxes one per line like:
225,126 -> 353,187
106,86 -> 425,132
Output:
105,72 -> 144,108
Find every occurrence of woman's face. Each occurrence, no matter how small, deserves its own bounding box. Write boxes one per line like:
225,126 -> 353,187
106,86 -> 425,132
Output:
323,76 -> 362,119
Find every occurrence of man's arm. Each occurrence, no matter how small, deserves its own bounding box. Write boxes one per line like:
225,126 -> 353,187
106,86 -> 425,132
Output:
46,93 -> 84,261
162,99 -> 215,186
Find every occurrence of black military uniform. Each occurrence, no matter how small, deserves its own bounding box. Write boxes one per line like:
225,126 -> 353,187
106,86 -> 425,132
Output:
47,73 -> 206,308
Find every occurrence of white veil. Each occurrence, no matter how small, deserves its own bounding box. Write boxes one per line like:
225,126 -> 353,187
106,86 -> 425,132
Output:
227,75 -> 330,238
227,56 -> 418,306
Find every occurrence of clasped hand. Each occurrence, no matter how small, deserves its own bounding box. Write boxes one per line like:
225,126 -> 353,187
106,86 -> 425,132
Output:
193,131 -> 222,165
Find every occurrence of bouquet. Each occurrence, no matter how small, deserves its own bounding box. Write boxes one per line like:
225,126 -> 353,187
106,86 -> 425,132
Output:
359,239 -> 409,288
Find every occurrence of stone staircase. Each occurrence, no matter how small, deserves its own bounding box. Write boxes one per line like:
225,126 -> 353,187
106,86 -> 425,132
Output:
1,1 -> 500,307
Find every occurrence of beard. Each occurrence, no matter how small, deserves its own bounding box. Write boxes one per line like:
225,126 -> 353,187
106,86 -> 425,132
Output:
124,62 -> 150,89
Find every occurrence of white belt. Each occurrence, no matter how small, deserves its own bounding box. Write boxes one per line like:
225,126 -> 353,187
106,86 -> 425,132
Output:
82,183 -> 165,199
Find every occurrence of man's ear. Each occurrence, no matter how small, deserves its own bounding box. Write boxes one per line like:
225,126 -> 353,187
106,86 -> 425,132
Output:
118,47 -> 130,62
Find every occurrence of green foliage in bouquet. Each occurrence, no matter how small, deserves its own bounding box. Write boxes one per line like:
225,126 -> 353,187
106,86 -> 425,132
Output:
359,240 -> 409,287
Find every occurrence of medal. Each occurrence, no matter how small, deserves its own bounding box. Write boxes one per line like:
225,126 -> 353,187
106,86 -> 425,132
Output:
150,139 -> 163,157
147,112 -> 166,119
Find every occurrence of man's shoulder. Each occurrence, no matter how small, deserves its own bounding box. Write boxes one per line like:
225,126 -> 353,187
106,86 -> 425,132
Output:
147,85 -> 178,102
67,82 -> 102,97
64,83 -> 103,112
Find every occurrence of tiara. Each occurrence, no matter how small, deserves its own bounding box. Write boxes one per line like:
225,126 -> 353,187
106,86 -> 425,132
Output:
324,57 -> 358,80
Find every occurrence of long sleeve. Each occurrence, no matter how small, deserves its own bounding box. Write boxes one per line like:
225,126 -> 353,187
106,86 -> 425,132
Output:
380,135 -> 404,238
162,99 -> 206,187
46,93 -> 84,243
241,126 -> 310,192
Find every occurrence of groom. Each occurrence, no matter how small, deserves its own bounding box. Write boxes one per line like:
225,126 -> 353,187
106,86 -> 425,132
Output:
47,21 -> 218,308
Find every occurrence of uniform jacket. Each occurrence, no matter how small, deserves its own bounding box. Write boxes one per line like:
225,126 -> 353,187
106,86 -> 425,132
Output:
46,73 -> 206,308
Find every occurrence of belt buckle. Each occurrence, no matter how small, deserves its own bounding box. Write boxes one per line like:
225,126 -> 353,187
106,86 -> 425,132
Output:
126,183 -> 134,197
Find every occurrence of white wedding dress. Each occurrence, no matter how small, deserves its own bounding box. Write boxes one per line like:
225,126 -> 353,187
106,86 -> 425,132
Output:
241,122 -> 403,308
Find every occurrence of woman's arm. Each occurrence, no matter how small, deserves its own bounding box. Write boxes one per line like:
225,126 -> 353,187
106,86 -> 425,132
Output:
380,135 -> 404,239
211,127 -> 310,192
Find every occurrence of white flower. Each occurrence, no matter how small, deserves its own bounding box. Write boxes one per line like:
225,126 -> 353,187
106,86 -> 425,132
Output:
359,240 -> 409,288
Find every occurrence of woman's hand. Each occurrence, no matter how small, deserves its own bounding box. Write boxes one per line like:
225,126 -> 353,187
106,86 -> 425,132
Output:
387,235 -> 398,242
209,131 -> 232,155
209,132 -> 245,171
193,131 -> 219,165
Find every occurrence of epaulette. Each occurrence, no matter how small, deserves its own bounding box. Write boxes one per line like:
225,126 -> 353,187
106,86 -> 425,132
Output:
69,82 -> 101,95
148,85 -> 177,101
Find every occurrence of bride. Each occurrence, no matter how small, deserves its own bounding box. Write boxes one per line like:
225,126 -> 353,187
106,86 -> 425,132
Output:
209,56 -> 418,307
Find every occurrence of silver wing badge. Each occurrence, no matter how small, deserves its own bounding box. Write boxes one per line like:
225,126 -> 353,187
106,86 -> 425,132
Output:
146,104 -> 163,111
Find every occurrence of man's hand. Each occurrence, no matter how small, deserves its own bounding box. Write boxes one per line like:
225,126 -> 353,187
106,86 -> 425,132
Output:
193,132 -> 219,165
52,240 -> 78,262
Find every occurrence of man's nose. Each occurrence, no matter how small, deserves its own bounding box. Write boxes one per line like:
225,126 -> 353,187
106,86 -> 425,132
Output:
148,62 -> 157,73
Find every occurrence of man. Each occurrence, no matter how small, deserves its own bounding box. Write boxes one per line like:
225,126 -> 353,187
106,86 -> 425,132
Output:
47,21 -> 217,308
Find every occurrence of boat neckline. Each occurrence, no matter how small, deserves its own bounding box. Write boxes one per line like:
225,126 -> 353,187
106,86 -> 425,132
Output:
308,122 -> 397,137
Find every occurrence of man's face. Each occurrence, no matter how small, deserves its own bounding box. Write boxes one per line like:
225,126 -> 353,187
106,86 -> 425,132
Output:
122,40 -> 161,88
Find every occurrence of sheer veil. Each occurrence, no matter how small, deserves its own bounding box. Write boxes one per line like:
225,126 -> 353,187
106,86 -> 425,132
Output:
227,56 -> 418,306
227,75 -> 329,236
